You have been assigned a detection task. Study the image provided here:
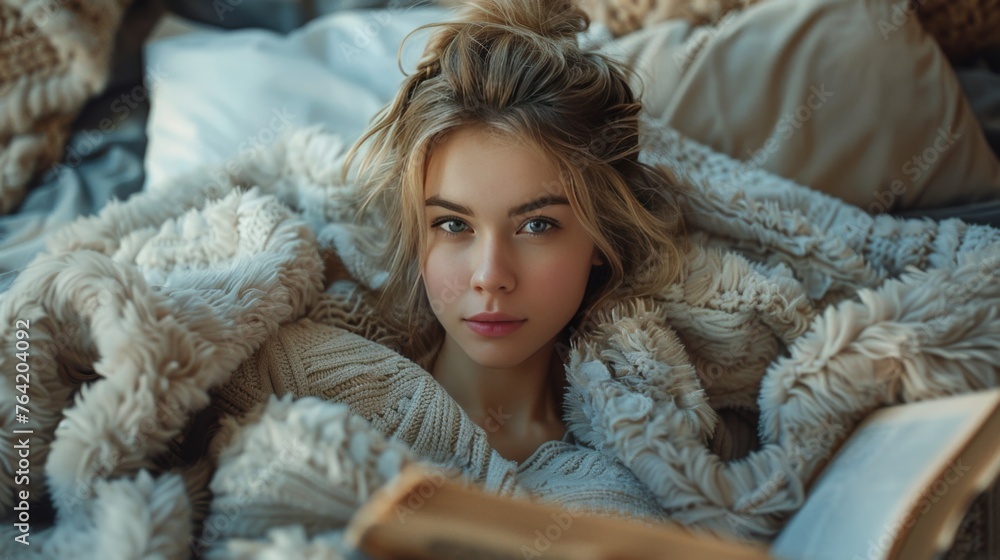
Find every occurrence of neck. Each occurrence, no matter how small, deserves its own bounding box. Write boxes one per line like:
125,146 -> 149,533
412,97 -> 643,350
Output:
430,336 -> 564,432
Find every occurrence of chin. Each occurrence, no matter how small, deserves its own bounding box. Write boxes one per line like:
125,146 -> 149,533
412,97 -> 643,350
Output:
468,352 -> 526,371
462,343 -> 534,371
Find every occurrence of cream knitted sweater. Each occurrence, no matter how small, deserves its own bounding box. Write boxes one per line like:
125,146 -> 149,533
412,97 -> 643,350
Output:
1,120 -> 998,559
212,316 -> 670,524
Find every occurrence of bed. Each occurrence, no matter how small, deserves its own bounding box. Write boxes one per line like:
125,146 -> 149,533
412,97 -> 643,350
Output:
1,0 -> 999,557
4,0 -> 1000,293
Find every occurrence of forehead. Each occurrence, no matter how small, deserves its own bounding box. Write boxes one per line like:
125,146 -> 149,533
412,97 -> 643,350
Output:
423,126 -> 566,202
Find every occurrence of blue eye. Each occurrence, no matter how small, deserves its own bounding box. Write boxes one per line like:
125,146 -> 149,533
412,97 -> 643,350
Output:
521,218 -> 557,235
434,218 -> 469,235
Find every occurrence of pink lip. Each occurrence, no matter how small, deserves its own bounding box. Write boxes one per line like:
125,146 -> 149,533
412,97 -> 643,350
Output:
467,312 -> 523,322
465,320 -> 526,337
464,313 -> 526,338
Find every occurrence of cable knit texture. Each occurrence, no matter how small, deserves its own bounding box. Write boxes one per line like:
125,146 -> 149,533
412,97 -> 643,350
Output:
0,119 -> 998,558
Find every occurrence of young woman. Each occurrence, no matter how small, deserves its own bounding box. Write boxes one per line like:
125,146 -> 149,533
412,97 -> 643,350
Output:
344,0 -> 685,463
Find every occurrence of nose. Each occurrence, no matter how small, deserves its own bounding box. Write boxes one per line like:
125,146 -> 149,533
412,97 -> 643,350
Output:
470,235 -> 516,294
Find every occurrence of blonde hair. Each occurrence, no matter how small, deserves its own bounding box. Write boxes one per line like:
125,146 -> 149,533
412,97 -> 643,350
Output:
343,0 -> 685,359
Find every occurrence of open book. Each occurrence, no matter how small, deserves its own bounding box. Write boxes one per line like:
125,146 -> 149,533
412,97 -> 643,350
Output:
344,463 -> 770,560
772,388 -> 1000,560
345,389 -> 1000,560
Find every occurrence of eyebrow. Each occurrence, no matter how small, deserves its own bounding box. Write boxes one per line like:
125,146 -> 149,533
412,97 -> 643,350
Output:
424,195 -> 570,218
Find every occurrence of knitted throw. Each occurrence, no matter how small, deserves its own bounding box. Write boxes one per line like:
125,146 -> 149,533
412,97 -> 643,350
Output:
0,0 -> 132,214
0,120 -> 998,558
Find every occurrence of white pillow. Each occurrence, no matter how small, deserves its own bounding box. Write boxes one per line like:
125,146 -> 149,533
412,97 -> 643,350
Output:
141,7 -> 450,192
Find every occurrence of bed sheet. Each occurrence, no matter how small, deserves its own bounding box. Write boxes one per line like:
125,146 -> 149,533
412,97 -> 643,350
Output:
0,65 -> 153,296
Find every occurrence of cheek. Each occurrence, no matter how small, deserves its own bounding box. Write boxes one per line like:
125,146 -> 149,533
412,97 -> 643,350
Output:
422,247 -> 467,313
527,249 -> 593,301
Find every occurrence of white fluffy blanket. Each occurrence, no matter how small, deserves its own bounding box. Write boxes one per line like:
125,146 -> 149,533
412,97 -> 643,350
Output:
1,118 -> 999,558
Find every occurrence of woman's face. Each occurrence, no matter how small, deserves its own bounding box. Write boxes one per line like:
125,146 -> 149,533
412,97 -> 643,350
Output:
422,126 -> 601,370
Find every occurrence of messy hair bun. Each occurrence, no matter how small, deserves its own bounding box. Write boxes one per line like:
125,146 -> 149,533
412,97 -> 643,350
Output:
346,0 -> 685,358
418,0 -> 588,73
412,0 -> 593,109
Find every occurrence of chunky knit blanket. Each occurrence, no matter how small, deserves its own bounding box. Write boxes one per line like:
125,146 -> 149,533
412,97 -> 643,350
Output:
1,118 -> 999,558
0,0 -> 132,215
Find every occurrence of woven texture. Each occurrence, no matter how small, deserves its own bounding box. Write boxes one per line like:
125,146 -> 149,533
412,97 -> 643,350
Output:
0,0 -> 132,214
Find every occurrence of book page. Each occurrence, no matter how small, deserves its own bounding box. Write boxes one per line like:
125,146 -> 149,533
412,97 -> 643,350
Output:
771,392 -> 998,560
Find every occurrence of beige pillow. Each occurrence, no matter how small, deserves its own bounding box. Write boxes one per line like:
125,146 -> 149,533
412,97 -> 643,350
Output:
603,0 -> 1000,211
